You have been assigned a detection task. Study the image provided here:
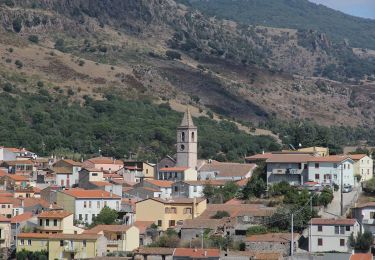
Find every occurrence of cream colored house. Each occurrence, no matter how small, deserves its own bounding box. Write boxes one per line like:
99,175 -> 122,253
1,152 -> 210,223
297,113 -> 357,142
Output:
298,147 -> 329,157
135,197 -> 206,231
17,232 -> 106,260
83,224 -> 139,253
158,167 -> 198,181
0,215 -> 11,249
349,154 -> 373,182
36,210 -> 83,234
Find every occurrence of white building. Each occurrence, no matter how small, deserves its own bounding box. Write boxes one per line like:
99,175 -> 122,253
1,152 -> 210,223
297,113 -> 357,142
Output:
309,218 -> 360,253
349,154 -> 373,182
56,189 -> 121,225
352,202 -> 375,235
52,159 -> 82,188
307,156 -> 355,186
171,180 -> 227,198
0,147 -> 17,161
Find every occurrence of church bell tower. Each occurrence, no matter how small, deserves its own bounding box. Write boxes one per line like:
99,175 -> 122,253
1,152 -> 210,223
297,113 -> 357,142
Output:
176,107 -> 197,169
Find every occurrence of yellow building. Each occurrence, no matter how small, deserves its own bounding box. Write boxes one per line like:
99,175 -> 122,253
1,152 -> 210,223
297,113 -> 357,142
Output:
36,210 -> 83,234
0,215 -> 11,249
349,154 -> 374,182
135,197 -> 207,230
84,224 -> 139,253
17,233 -> 106,260
297,147 -> 329,157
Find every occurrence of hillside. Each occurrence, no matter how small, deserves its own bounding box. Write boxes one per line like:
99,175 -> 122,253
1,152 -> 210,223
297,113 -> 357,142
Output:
181,0 -> 375,50
1,0 -> 375,158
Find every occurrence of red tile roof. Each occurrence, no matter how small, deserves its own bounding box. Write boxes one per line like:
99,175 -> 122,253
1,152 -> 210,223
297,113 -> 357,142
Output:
144,179 -> 173,188
245,153 -> 273,160
138,197 -> 206,205
133,221 -> 154,234
174,248 -> 220,258
349,154 -> 368,160
60,189 -> 121,199
236,178 -> 250,187
4,174 -> 29,181
350,253 -> 373,260
224,198 -> 243,205
17,232 -> 99,240
266,154 -> 313,163
83,224 -> 132,234
61,159 -> 82,166
159,167 -> 189,172
134,247 -> 174,255
90,181 -> 111,187
4,160 -> 34,165
309,218 -> 357,225
0,215 -> 10,222
38,210 -> 72,219
10,212 -> 34,223
307,155 -> 352,163
86,157 -> 123,165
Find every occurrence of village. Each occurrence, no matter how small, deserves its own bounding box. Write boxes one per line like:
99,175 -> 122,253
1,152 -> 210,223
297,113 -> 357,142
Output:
0,108 -> 374,260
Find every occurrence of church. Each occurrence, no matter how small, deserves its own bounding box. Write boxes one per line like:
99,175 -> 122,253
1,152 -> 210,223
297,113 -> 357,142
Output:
157,107 -> 198,181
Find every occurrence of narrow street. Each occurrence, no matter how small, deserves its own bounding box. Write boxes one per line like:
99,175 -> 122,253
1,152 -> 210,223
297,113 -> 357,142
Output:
320,186 -> 360,218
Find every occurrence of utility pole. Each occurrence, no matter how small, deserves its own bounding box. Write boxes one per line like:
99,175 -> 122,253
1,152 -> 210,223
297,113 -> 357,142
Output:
201,229 -> 204,249
309,198 -> 312,252
291,213 -> 294,258
341,163 -> 344,216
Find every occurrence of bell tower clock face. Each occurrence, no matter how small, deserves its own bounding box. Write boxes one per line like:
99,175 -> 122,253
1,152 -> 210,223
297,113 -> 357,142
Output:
180,144 -> 185,151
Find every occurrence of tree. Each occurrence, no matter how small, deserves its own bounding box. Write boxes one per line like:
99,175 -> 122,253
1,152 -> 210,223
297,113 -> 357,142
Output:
91,206 -> 118,226
246,225 -> 268,235
166,50 -> 181,60
28,35 -> 39,43
242,176 -> 266,199
349,231 -> 374,252
203,183 -> 216,202
269,181 -> 290,196
211,210 -> 230,219
318,187 -> 334,207
12,18 -> 22,33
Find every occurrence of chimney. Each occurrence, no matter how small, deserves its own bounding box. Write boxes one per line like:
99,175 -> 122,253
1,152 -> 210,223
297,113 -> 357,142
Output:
110,190 -> 113,198
20,198 -> 24,208
194,248 -> 197,252
262,150 -> 265,154
204,251 -> 207,257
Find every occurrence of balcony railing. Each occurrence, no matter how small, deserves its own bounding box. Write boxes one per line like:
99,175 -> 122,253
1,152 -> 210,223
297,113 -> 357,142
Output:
107,240 -> 121,246
363,219 -> 375,225
64,246 -> 77,252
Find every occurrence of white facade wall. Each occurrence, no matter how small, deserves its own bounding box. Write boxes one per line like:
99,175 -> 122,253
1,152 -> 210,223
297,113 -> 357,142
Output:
355,206 -> 375,235
0,148 -> 17,161
188,185 -> 204,198
160,187 -> 172,198
355,156 -> 373,182
75,198 -> 121,224
307,160 -> 354,186
310,222 -> 360,252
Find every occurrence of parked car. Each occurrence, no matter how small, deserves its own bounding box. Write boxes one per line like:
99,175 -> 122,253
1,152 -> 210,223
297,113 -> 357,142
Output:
343,185 -> 352,193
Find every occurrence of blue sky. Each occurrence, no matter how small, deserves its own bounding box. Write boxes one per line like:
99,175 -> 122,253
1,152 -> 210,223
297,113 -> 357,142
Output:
309,0 -> 375,19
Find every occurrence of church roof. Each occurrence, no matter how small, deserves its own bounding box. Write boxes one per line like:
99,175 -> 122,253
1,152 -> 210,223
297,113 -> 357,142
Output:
179,107 -> 195,128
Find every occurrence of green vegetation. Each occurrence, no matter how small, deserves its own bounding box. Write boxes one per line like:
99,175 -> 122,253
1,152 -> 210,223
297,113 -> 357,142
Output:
242,163 -> 267,199
16,250 -> 48,260
182,0 -> 375,50
91,206 -> 118,226
363,177 -> 375,194
28,35 -> 39,44
203,182 -> 239,203
0,89 -> 279,161
349,231 -> 374,252
246,225 -> 268,235
149,229 -> 180,247
211,210 -> 230,219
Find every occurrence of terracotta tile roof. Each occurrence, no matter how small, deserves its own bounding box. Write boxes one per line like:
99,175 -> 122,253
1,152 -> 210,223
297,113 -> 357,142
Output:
103,173 -> 122,179
60,188 -> 121,199
22,198 -> 51,208
182,219 -> 224,229
111,179 -> 136,186
307,155 -> 352,163
224,198 -> 243,205
133,221 -> 154,234
246,232 -> 300,243
159,167 -> 189,172
198,204 -> 275,219
174,248 -> 220,258
179,180 -> 227,186
122,187 -> 134,193
142,187 -> 160,192
0,169 -> 6,177
221,251 -> 282,259
15,187 -> 41,193
82,167 -> 103,172
61,159 -> 82,166
90,181 -> 111,187
3,147 -> 24,153
4,174 -> 29,181
236,178 -> 250,187
348,154 -> 368,160
10,212 -> 34,223
266,154 -> 313,163
199,162 -> 256,178
0,191 -> 13,197
83,224 -> 132,234
355,202 -> 375,208
245,153 -> 273,160
86,157 -> 123,165
0,215 -> 10,222
144,179 -> 173,188
144,197 -> 206,205
38,210 -> 72,219
0,197 -> 19,205
17,232 -> 99,240
133,247 -> 174,255
309,218 -> 357,225
4,160 -> 33,165
350,253 -> 373,260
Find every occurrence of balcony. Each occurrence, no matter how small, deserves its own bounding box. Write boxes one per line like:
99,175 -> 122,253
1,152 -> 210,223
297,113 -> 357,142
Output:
64,246 -> 77,252
363,219 -> 375,225
107,240 -> 121,247
272,168 -> 301,175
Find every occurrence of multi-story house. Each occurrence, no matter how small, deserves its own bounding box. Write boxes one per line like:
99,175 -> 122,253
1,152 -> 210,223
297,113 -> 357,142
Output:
17,232 -> 106,260
79,168 -> 122,197
352,202 -> 375,235
36,210 -> 83,235
266,153 -> 312,186
198,160 -> 256,181
83,224 -> 139,253
171,180 -> 226,198
309,218 -> 360,253
349,154 -> 373,182
83,157 -> 123,172
56,189 -> 121,225
52,159 -> 82,188
0,174 -> 29,190
135,197 -> 207,230
0,215 -> 11,249
123,161 -> 155,182
0,147 -> 17,161
158,167 -> 198,181
2,160 -> 34,175
307,156 -> 355,186
134,179 -> 173,199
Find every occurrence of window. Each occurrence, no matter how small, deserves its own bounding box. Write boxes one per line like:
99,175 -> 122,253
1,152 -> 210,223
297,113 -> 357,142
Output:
116,201 -> 119,210
334,163 -> 337,168
89,201 -> 92,208
344,164 -> 346,170
20,239 -> 24,245
340,226 -> 345,234
184,208 -> 192,214
46,219 -> 49,226
1,205 -> 5,209
174,186 -> 178,192
60,240 -> 64,246
346,226 -> 350,231
27,240 -> 31,245
97,201 -> 100,209
92,173 -> 98,177
171,207 -> 177,214
169,220 -> 176,227
318,226 -> 322,232
83,240 -> 87,247
54,219 -> 57,226
340,239 -> 345,246
193,186 -> 197,192
79,214 -> 82,220
85,214 -> 88,221
348,164 -> 351,169
315,174 -> 319,180
315,163 -> 319,169
165,208 -> 170,214
192,132 -> 195,141
84,201 -> 87,208
39,219 -> 43,226
181,132 -> 185,142
334,226 -> 339,234
104,201 -> 107,207
157,220 -> 162,226
318,238 -> 323,246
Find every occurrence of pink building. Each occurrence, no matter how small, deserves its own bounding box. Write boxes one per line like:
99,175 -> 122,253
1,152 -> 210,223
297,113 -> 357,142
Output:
83,157 -> 123,172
